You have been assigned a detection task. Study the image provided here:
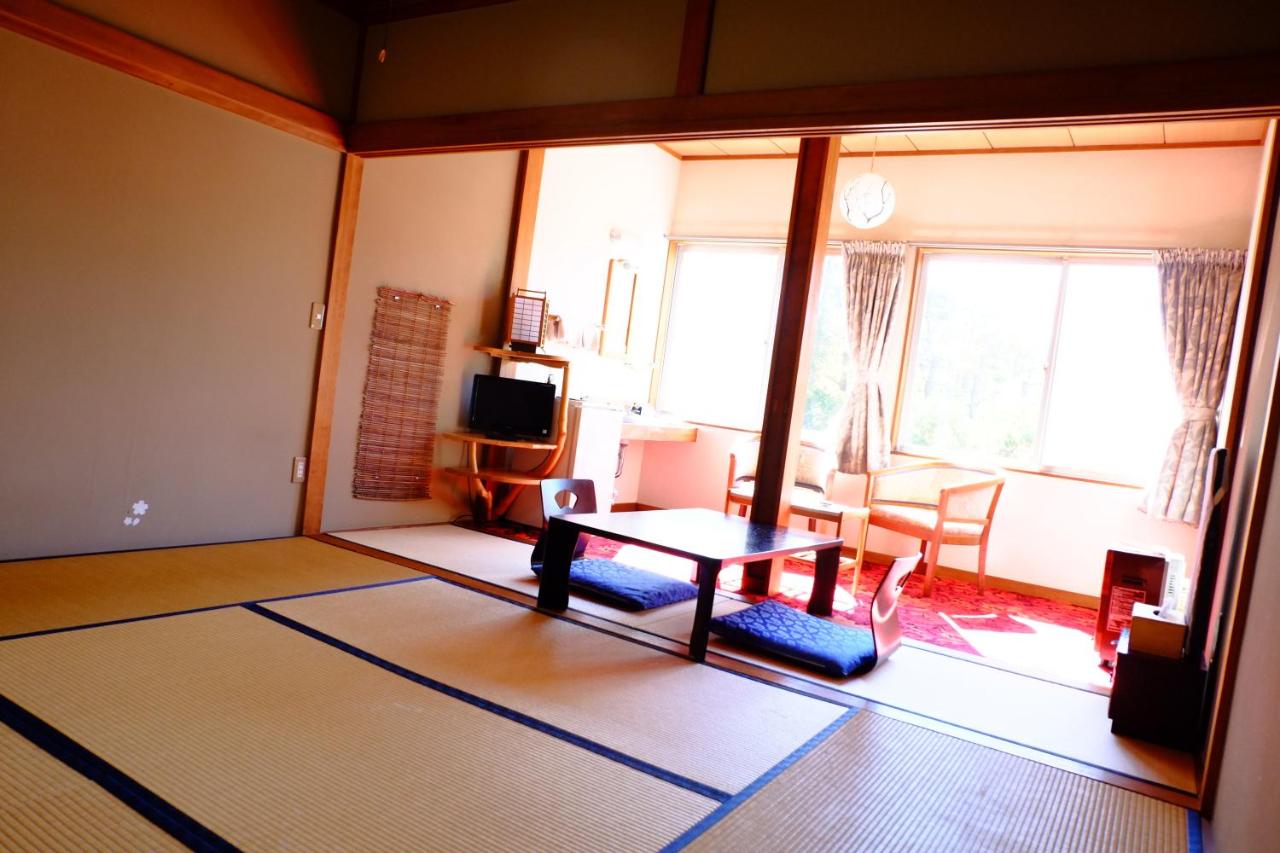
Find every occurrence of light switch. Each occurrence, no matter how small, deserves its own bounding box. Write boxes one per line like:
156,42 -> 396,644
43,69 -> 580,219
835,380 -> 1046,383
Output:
309,303 -> 326,330
292,456 -> 307,483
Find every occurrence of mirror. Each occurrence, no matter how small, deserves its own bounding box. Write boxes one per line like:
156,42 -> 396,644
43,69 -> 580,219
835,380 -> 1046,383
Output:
599,258 -> 638,357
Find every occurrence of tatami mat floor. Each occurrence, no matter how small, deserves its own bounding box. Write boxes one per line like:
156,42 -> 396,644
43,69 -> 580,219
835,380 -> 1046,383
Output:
331,524 -> 1197,796
0,536 -> 1197,851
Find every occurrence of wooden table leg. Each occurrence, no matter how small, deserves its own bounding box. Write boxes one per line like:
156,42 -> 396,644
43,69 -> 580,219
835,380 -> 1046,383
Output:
808,544 -> 840,616
536,518 -> 579,611
688,558 -> 722,662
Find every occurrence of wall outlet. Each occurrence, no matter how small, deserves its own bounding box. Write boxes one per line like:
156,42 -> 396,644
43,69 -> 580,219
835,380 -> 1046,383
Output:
292,456 -> 307,483
309,302 -> 326,330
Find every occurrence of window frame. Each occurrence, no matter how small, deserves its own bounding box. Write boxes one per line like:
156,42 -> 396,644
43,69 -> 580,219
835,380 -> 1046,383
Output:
891,246 -> 1169,489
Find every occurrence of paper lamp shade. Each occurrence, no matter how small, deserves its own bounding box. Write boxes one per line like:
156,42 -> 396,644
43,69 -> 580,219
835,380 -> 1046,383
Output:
840,172 -> 896,229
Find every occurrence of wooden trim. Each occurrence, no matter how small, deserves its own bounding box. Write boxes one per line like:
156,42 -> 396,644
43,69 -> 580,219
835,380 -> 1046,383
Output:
347,52 -> 1280,156
0,0 -> 345,150
501,149 -> 545,296
674,138 -> 1266,161
362,0 -> 520,24
744,135 -> 840,595
674,0 -> 715,97
653,141 -> 683,160
1199,119 -> 1280,816
647,242 -> 681,405
301,155 -> 364,535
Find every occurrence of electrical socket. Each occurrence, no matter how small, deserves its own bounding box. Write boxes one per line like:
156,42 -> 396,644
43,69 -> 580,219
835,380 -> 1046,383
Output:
292,456 -> 307,483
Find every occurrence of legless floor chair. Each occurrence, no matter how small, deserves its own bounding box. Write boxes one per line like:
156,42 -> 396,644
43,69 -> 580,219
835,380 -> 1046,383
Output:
709,554 -> 921,677
531,479 -> 698,611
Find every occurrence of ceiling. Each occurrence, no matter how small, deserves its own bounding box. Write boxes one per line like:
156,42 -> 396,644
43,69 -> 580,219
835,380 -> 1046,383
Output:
659,118 -> 1270,160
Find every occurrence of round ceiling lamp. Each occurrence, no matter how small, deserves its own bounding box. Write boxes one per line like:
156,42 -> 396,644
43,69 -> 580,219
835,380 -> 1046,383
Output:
839,137 -> 895,229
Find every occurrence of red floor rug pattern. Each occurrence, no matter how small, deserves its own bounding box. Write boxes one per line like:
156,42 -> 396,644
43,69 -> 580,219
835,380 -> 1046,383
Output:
461,519 -> 1111,688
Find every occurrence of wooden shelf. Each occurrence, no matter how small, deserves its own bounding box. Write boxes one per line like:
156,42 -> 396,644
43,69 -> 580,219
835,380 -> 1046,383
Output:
440,431 -> 558,451
473,345 -> 569,368
442,466 -> 545,486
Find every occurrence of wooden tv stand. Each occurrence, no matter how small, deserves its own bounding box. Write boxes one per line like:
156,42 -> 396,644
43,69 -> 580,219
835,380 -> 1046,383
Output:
440,345 -> 570,522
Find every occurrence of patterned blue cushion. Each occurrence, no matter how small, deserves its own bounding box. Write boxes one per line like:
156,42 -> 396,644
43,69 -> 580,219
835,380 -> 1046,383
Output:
533,558 -> 698,612
710,600 -> 877,677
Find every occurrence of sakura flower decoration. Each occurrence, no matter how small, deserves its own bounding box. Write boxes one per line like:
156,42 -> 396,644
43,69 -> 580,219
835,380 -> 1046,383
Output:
132,499 -> 149,516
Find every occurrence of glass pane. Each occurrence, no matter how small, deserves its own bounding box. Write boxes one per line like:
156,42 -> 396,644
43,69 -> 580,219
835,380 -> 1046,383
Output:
802,253 -> 850,441
899,254 -> 1061,465
1041,261 -> 1181,483
658,245 -> 783,429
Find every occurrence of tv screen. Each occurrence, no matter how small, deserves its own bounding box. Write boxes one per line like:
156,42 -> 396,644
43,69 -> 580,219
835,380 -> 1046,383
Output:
468,374 -> 556,440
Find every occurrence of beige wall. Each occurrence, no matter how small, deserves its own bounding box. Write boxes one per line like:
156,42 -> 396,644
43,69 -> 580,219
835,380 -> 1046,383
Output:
0,30 -> 342,560
642,145 -> 1261,595
56,0 -> 360,116
355,0 -> 685,121
706,0 -> 1280,94
321,151 -> 518,532
673,147 -> 1262,248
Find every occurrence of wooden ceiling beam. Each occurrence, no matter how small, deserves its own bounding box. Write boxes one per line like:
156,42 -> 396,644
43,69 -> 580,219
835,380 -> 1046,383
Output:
0,0 -> 345,150
348,52 -> 1280,157
675,0 -> 716,97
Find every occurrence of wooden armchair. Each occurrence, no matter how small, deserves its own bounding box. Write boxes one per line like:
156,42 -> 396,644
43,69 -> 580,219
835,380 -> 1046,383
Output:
863,460 -> 1005,596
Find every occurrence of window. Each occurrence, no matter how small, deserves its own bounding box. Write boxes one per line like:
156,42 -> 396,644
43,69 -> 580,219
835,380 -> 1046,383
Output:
658,243 -> 846,433
898,251 -> 1182,484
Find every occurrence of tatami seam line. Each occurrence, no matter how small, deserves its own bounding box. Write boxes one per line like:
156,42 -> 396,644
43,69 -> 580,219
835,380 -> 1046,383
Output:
242,602 -> 734,804
659,707 -> 859,852
0,694 -> 235,852
0,574 -> 436,643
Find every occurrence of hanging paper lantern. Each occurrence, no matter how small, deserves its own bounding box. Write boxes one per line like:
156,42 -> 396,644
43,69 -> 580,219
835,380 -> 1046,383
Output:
840,172 -> 896,229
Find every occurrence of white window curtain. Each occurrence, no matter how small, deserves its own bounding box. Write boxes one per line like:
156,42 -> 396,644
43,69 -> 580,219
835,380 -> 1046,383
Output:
1143,247 -> 1245,525
836,240 -> 906,474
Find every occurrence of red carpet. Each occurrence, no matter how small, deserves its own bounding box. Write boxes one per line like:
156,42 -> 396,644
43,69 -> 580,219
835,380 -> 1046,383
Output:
463,519 -> 1110,689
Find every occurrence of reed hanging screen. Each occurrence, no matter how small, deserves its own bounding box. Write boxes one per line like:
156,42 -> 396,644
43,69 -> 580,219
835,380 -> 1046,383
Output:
352,287 -> 453,500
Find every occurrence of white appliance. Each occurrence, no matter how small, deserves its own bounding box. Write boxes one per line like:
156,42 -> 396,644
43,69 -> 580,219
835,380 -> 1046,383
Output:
506,400 -> 624,528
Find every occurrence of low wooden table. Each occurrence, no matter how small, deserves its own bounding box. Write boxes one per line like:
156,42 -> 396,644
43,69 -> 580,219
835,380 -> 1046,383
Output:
535,508 -> 844,662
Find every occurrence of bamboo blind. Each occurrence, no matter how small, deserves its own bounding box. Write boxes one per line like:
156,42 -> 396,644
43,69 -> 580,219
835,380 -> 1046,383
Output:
352,287 -> 452,500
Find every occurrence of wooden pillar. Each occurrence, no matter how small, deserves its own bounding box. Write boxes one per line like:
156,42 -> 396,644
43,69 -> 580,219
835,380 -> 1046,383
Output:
301,154 -> 364,535
742,135 -> 841,595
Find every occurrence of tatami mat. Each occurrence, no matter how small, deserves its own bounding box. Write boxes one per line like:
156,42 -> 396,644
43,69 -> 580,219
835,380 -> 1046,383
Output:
0,723 -> 181,852
0,537 -> 418,638
683,711 -> 1190,852
0,608 -> 716,850
332,524 -> 1196,794
266,579 -> 847,794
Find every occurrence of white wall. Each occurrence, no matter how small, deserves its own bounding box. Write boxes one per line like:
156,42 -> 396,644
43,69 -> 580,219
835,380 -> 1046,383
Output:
520,144 -> 681,405
641,145 -> 1261,596
321,151 -> 518,531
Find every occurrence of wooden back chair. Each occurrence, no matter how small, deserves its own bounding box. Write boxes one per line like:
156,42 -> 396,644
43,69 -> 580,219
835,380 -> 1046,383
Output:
868,554 -> 922,663
864,460 -> 1005,596
531,478 -> 597,571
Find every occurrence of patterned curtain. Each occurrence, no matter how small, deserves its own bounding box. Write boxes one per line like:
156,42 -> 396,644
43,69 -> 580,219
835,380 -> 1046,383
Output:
836,241 -> 906,474
1144,248 -> 1245,525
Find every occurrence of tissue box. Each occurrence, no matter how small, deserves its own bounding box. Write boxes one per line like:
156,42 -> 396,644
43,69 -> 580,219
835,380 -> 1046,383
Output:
1129,603 -> 1186,659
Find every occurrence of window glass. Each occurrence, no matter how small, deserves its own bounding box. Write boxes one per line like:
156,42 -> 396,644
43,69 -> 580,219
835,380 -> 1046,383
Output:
1041,262 -> 1181,482
802,254 -> 851,440
899,255 -> 1061,466
658,245 -> 783,429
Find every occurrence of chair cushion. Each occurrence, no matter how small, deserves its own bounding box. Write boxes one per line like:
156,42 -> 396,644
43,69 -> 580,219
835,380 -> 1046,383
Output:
532,558 -> 698,611
710,600 -> 877,677
869,504 -> 985,538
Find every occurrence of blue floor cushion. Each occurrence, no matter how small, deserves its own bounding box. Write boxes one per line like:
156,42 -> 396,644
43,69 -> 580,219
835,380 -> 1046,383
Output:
533,558 -> 698,611
710,600 -> 877,677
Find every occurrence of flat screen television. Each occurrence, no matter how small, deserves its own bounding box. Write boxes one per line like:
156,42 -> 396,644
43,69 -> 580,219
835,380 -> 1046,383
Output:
468,374 -> 556,440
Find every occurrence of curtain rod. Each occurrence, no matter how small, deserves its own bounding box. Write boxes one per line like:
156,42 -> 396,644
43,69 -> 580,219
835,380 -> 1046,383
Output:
665,235 -> 1157,255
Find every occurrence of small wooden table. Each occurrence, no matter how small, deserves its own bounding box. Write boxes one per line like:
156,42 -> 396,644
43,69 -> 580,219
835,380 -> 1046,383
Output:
535,508 -> 844,662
